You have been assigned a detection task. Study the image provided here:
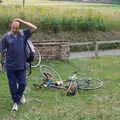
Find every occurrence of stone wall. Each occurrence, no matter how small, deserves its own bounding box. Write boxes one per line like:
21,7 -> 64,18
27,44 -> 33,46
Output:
33,41 -> 70,60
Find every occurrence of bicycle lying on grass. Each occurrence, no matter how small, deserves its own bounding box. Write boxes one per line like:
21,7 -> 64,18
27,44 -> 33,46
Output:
33,65 -> 104,96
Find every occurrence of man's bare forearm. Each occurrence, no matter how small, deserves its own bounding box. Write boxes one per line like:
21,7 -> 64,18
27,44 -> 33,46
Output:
13,18 -> 37,32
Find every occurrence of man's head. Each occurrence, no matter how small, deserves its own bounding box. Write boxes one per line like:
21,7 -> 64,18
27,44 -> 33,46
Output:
10,21 -> 20,34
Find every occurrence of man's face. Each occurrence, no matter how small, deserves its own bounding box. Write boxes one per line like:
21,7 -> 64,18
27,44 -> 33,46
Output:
11,21 -> 20,34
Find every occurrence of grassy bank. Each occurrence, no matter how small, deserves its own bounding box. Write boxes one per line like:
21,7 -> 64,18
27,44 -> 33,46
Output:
0,2 -> 120,51
0,2 -> 120,35
0,56 -> 120,120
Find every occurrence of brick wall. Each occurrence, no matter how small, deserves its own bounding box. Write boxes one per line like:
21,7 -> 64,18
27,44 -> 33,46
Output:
33,41 -> 70,60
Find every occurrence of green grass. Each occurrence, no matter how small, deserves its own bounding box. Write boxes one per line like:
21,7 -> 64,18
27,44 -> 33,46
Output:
0,1 -> 120,34
0,56 -> 120,120
1,0 -> 120,9
0,0 -> 120,34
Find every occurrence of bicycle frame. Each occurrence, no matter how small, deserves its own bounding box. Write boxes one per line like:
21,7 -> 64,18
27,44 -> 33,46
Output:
33,72 -> 78,96
36,65 -> 104,95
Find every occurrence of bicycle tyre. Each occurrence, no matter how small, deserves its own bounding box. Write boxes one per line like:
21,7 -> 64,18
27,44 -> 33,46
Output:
26,63 -> 31,76
31,47 -> 41,68
39,65 -> 62,81
76,77 -> 103,90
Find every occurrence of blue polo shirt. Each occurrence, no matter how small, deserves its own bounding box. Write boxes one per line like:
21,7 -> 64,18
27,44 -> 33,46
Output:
0,28 -> 31,70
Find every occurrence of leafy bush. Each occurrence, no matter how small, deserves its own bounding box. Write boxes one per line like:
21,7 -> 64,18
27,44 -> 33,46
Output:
0,5 -> 118,34
112,0 -> 120,4
38,16 -> 107,33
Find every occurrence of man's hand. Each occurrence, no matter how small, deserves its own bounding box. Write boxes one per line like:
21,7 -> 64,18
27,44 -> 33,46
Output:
13,18 -> 37,32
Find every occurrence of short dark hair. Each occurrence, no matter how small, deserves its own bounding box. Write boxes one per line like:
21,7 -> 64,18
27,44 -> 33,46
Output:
9,20 -> 21,28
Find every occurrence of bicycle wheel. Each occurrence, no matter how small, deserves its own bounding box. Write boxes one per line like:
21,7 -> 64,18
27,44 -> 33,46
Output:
0,50 -> 7,72
31,47 -> 41,68
26,63 -> 31,76
39,65 -> 62,81
76,75 -> 103,90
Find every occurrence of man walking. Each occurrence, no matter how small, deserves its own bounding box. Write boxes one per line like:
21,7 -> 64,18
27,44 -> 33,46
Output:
0,18 -> 37,111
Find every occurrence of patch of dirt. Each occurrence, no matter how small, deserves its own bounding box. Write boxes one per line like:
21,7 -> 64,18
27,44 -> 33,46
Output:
31,31 -> 120,42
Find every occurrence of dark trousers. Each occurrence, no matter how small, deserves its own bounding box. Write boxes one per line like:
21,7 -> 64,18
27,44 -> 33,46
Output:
6,69 -> 26,104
